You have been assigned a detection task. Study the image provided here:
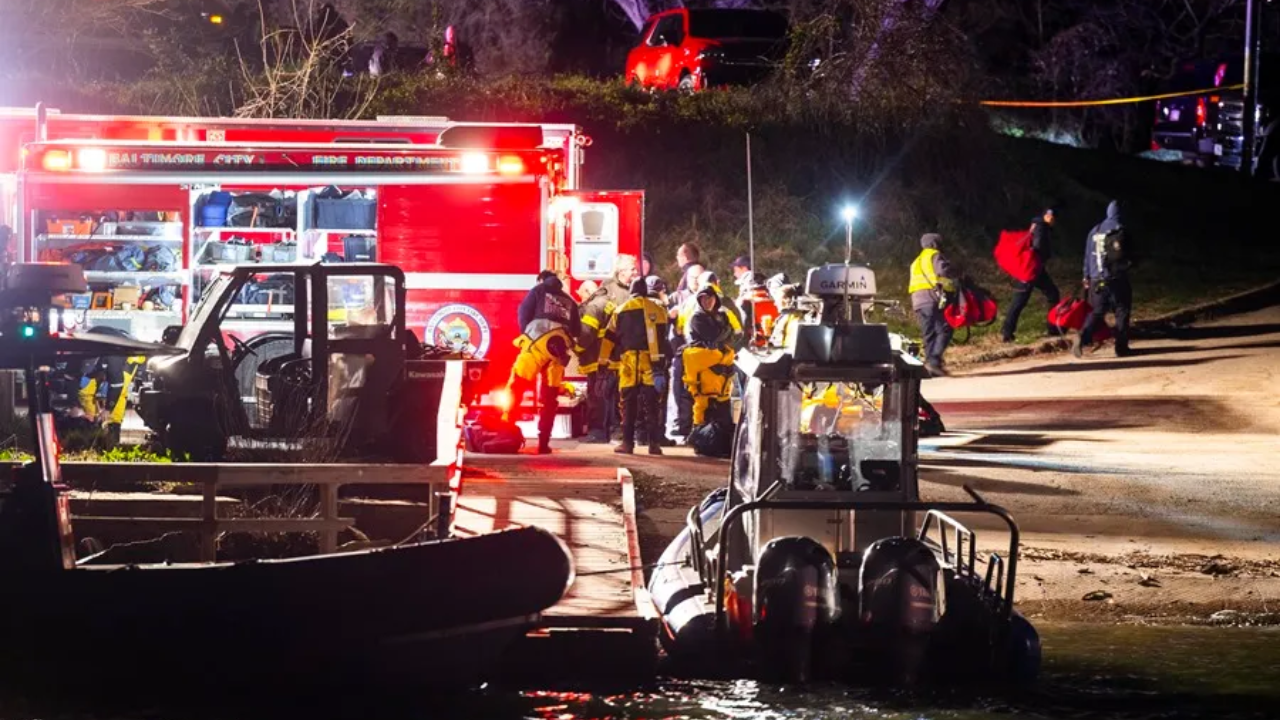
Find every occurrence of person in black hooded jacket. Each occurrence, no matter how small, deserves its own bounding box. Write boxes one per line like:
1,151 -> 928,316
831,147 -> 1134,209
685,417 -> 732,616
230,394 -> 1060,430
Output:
1001,208 -> 1061,342
1075,199 -> 1136,358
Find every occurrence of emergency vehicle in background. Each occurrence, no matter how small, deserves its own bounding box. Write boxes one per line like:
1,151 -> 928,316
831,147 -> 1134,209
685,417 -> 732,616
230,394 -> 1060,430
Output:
0,106 -> 643,422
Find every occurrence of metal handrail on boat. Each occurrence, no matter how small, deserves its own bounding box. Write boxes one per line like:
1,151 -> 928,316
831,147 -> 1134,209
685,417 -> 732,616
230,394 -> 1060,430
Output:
917,509 -> 978,577
686,502 -> 707,581
711,484 -> 1021,640
984,552 -> 1006,599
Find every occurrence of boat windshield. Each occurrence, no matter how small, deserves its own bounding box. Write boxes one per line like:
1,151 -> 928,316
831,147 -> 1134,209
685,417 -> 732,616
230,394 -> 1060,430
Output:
776,380 -> 905,492
177,273 -> 231,349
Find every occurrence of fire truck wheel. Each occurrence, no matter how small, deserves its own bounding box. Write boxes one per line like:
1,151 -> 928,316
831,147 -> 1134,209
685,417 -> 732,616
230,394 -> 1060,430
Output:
677,72 -> 697,93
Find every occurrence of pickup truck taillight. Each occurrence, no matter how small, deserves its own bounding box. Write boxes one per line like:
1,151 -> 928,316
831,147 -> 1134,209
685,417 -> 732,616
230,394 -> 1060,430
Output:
1196,97 -> 1207,127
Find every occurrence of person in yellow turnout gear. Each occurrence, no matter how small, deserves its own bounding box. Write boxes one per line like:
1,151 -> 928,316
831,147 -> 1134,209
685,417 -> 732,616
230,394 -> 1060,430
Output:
79,352 -> 145,446
600,278 -> 671,455
506,271 -> 581,454
682,286 -> 737,428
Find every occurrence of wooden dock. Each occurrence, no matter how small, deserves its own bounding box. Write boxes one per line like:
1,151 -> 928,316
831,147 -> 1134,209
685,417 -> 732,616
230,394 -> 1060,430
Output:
451,453 -> 657,681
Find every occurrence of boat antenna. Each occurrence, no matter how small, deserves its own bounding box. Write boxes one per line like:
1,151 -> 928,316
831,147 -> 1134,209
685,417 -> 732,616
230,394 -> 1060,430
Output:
746,131 -> 755,273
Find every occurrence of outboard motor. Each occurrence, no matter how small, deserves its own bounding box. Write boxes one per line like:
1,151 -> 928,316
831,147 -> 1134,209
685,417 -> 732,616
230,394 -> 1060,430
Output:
858,537 -> 945,684
753,536 -> 839,683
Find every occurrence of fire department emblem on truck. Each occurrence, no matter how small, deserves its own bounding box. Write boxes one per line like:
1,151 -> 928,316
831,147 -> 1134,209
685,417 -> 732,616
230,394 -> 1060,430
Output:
426,304 -> 491,358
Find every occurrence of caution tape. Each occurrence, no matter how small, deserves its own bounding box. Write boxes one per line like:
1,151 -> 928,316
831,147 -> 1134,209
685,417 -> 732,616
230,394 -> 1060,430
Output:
980,83 -> 1245,108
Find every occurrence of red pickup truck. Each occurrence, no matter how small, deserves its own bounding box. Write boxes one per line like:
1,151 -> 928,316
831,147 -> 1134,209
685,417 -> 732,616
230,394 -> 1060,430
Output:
624,8 -> 789,92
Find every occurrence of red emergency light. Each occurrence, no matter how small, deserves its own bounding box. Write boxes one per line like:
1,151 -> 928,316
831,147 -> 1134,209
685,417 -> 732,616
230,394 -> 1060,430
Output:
496,155 -> 525,175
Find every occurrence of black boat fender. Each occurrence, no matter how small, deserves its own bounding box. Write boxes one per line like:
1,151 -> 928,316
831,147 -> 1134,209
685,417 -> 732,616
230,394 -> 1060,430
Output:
858,536 -> 944,685
753,536 -> 839,684
1004,610 -> 1042,684
648,490 -> 727,659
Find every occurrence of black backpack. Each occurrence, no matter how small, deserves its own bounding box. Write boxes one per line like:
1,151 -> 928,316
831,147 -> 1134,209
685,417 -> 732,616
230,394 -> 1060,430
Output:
227,193 -> 286,228
688,420 -> 733,459
464,414 -> 526,454
1092,227 -> 1128,271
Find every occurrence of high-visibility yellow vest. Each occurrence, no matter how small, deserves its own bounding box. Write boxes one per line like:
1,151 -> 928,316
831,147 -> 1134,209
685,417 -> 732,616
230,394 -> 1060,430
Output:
908,248 -> 955,295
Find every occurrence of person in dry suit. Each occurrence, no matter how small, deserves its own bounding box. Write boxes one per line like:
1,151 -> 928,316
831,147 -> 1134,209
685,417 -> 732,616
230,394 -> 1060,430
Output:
908,233 -> 957,377
1075,199 -> 1136,359
683,286 -> 737,429
506,271 -> 581,454
600,278 -> 671,455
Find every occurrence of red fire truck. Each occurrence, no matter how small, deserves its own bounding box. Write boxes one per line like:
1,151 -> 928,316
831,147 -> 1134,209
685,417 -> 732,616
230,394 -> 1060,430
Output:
2,107 -> 643,413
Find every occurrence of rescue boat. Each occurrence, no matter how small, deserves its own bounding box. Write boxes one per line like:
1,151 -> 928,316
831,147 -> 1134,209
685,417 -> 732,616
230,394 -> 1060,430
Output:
648,262 -> 1040,685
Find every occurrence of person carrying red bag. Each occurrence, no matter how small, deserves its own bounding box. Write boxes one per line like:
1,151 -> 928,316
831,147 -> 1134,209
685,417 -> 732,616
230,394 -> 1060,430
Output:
1074,200 -> 1136,358
908,233 -> 958,377
1000,208 -> 1061,342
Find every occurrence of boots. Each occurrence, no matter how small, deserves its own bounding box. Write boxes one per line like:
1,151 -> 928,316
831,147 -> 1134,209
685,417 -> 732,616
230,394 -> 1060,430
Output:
614,443 -> 634,455
536,440 -> 552,455
647,444 -> 663,456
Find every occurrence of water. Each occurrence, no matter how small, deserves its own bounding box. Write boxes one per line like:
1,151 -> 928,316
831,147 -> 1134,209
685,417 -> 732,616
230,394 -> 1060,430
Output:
2,623 -> 1277,720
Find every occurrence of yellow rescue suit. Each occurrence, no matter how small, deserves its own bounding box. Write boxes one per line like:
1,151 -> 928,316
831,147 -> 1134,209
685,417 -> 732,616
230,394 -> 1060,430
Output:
682,346 -> 735,426
507,328 -> 571,395
79,355 -> 144,425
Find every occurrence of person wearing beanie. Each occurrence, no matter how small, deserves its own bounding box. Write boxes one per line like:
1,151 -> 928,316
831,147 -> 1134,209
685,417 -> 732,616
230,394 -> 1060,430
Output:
907,233 -> 957,376
1001,207 -> 1061,342
507,271 -> 581,453
599,277 -> 671,455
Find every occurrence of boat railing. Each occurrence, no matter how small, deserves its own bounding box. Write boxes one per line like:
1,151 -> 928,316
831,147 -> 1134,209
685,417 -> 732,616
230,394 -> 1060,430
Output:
917,505 -> 1016,615
686,502 -> 709,583
984,552 -> 1006,599
1,460 -> 458,562
711,484 -> 1020,639
917,509 -> 977,577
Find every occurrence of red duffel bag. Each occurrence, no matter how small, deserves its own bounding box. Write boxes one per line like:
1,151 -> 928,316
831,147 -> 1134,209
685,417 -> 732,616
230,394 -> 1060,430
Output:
944,284 -> 999,330
1048,295 -> 1111,341
994,226 -> 1041,283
